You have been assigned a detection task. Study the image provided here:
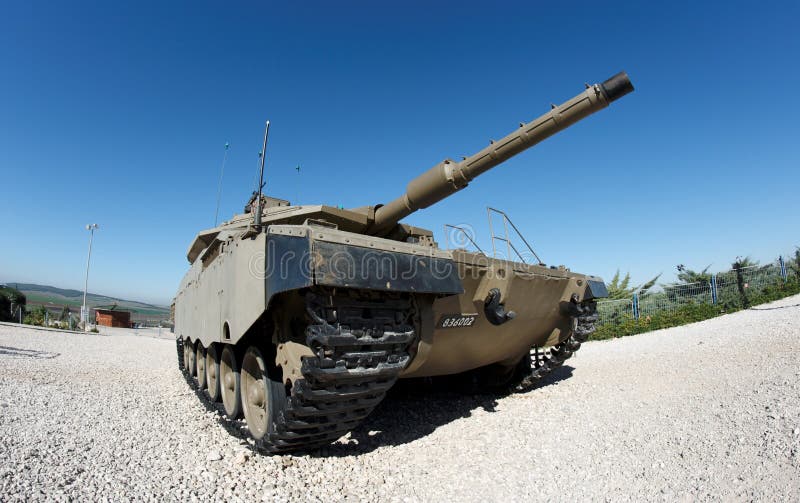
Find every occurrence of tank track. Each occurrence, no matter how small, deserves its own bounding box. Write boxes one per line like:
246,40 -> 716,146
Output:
257,291 -> 414,453
177,290 -> 415,454
518,299 -> 598,388
176,295 -> 597,450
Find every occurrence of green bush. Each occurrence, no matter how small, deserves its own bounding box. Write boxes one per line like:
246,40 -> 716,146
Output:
591,302 -> 723,340
747,278 -> 800,305
592,277 -> 800,341
23,305 -> 47,326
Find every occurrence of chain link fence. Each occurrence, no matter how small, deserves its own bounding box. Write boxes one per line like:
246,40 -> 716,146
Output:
597,298 -> 634,325
597,255 -> 796,327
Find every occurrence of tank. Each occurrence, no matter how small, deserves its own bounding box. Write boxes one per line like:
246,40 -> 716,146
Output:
174,71 -> 634,453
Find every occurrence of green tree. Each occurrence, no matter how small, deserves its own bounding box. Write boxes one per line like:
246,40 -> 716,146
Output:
607,270 -> 661,299
732,256 -> 759,269
0,285 -> 26,322
787,248 -> 800,279
731,256 -> 761,309
675,264 -> 712,284
0,295 -> 9,322
0,285 -> 26,306
663,264 -> 713,304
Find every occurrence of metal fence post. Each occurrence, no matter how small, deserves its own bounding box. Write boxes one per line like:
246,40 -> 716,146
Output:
711,275 -> 718,305
779,256 -> 787,282
632,293 -> 639,320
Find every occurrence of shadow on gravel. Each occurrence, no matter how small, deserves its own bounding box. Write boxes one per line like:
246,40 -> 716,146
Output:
181,370 -> 253,442
178,363 -> 575,457
749,303 -> 800,311
0,345 -> 60,359
314,364 -> 575,457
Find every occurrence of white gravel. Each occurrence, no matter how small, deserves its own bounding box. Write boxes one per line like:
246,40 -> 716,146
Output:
1,295 -> 799,501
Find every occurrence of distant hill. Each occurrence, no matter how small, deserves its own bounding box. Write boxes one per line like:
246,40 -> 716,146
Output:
10,283 -> 88,299
2,282 -> 170,318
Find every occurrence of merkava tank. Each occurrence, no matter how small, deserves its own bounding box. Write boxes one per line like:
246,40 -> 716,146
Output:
174,72 -> 634,453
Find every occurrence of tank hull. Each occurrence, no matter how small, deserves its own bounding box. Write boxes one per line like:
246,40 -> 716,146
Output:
404,250 -> 604,377
175,223 -> 603,375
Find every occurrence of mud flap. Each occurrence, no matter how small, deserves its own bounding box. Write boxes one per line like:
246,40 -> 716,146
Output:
585,279 -> 609,300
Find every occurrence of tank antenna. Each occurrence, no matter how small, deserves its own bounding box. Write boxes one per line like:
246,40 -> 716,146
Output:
295,164 -> 301,205
213,142 -> 230,227
254,120 -> 270,228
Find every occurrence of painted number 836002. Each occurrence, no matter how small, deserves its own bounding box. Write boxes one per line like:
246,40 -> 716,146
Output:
437,314 -> 478,329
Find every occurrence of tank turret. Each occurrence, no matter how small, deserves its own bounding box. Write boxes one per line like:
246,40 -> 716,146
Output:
368,71 -> 633,234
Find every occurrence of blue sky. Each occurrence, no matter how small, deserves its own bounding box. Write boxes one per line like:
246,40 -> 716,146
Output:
1,1 -> 798,305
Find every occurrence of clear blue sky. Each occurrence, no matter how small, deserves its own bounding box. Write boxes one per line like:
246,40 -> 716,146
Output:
1,1 -> 798,306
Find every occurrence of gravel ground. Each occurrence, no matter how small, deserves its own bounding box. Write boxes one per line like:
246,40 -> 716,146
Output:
1,295 -> 799,501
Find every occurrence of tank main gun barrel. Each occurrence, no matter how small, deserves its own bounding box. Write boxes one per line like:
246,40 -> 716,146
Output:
370,71 -> 634,233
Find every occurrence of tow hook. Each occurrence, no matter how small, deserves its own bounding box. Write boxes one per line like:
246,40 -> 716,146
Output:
564,293 -> 583,317
484,288 -> 516,325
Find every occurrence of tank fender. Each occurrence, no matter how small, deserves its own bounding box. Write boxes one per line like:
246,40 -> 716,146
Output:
264,226 -> 463,307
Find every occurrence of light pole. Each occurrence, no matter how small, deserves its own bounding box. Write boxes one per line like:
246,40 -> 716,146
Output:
82,223 -> 99,331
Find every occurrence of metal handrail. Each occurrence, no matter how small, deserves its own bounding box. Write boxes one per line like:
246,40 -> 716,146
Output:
443,224 -> 484,253
486,207 -> 543,264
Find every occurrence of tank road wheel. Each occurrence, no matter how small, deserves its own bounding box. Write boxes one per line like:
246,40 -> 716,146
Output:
241,346 -> 283,440
206,344 -> 221,402
176,337 -> 185,372
196,344 -> 207,389
220,345 -> 243,419
187,340 -> 197,377
183,337 -> 194,376
275,341 -> 311,389
182,338 -> 191,373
